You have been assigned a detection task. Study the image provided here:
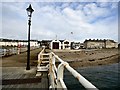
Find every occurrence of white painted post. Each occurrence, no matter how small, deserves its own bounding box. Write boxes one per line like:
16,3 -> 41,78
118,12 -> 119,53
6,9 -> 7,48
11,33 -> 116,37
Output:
3,49 -> 6,56
63,42 -> 65,49
59,78 -> 67,90
49,53 -> 56,89
57,63 -> 67,89
52,56 -> 57,72
51,41 -> 53,50
18,48 -> 20,54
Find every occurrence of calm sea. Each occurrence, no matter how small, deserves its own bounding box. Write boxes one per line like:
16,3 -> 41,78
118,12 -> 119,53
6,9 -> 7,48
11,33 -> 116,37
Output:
64,62 -> 120,90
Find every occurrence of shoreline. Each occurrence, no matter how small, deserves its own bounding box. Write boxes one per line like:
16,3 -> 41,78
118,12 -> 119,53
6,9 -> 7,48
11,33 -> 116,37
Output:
2,48 -> 119,68
54,49 -> 119,68
68,55 -> 119,68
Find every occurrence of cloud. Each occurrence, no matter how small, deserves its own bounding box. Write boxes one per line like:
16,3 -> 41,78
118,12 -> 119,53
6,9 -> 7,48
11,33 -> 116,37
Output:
1,2 -> 118,42
0,3 -> 2,37
1,0 -> 120,2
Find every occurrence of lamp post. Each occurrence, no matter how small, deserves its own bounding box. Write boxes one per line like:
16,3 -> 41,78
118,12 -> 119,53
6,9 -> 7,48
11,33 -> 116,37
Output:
26,4 -> 34,70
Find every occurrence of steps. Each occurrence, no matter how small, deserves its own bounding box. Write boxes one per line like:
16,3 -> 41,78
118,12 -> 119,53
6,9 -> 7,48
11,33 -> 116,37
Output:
36,53 -> 50,76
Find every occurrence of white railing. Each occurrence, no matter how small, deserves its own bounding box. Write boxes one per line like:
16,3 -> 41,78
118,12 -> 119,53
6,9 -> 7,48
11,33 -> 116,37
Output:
37,46 -> 45,67
49,52 -> 98,90
37,48 -> 98,90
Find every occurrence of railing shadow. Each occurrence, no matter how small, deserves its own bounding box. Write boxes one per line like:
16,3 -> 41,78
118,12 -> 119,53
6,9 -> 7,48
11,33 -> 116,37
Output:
2,78 -> 42,85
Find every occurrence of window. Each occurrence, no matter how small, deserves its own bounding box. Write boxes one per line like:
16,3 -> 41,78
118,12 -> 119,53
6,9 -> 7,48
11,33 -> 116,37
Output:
64,41 -> 69,44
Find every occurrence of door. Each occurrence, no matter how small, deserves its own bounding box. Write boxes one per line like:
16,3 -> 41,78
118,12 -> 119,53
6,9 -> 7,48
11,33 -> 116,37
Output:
53,42 -> 59,49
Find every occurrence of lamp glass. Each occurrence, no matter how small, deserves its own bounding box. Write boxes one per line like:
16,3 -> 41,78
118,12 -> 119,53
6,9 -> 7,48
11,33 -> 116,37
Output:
26,4 -> 34,17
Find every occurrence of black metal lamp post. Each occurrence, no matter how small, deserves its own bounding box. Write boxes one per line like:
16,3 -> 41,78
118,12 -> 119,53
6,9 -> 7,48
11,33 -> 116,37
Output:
26,4 -> 34,70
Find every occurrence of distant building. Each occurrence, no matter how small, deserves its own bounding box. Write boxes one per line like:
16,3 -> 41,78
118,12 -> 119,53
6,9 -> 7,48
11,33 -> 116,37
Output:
18,40 -> 27,47
105,40 -> 118,48
62,40 -> 71,50
0,38 -> 39,47
40,40 -> 51,48
50,39 -> 71,50
80,43 -> 85,49
71,42 -> 80,49
118,43 -> 120,49
0,39 -> 18,47
50,40 -> 62,49
84,39 -> 118,49
30,40 -> 39,47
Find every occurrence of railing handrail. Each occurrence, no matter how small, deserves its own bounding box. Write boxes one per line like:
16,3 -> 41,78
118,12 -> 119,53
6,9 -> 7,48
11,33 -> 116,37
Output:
38,46 -> 45,60
39,46 -> 45,55
51,52 -> 64,63
37,46 -> 45,67
37,49 -> 98,89
50,52 -> 98,90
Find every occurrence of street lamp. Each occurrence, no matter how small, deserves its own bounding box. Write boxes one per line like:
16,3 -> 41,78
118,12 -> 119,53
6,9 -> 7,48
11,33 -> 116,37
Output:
26,4 -> 34,70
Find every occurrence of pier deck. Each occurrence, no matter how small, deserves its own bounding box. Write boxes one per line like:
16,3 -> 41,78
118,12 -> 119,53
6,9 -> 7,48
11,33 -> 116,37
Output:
2,67 -> 48,89
2,48 -> 49,89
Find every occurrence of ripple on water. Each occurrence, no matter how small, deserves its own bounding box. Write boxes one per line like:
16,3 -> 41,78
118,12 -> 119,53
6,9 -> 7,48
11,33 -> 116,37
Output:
64,62 -> 120,90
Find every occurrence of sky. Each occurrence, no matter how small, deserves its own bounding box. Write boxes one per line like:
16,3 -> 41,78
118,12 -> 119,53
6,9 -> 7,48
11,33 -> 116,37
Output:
0,0 -> 119,42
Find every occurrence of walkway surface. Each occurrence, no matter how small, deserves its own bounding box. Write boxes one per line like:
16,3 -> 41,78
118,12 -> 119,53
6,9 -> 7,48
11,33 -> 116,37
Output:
2,48 -> 42,67
1,48 -> 49,89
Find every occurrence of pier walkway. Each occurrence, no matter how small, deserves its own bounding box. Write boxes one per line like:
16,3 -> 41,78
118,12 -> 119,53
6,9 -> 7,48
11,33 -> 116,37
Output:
36,47 -> 98,89
2,48 -> 49,89
2,67 -> 48,89
2,48 -> 42,67
2,47 -> 98,89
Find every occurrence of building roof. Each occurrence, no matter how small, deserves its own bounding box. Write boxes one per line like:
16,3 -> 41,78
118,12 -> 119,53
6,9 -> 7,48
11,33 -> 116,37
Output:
84,39 -> 117,43
59,40 -> 64,42
0,38 -> 38,42
41,40 -> 52,42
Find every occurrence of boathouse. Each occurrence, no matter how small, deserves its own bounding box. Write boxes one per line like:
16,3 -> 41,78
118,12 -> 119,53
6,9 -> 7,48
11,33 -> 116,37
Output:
50,39 -> 71,50
50,40 -> 61,49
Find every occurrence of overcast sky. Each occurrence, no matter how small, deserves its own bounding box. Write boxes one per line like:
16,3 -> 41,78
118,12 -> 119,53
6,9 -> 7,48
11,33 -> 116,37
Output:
1,0 -> 119,42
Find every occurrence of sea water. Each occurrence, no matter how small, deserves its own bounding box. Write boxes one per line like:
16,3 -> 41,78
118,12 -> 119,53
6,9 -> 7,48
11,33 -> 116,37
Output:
64,62 -> 120,90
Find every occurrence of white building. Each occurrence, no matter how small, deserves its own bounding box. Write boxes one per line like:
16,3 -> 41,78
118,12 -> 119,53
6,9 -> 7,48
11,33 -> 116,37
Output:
105,40 -> 118,48
30,40 -> 39,47
62,39 -> 71,50
4,42 -> 12,46
50,40 -> 61,49
11,41 -> 18,46
0,41 -> 6,46
0,39 -> 39,47
50,39 -> 71,50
